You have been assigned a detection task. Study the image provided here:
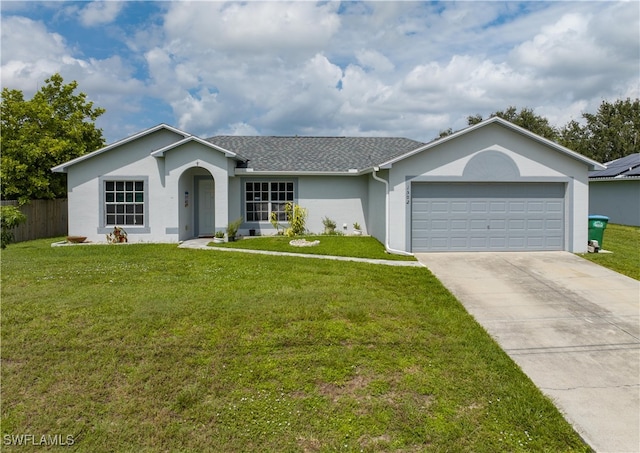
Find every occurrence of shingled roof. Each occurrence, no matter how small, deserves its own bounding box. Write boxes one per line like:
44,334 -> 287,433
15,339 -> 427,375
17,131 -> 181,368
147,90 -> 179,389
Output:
205,136 -> 426,172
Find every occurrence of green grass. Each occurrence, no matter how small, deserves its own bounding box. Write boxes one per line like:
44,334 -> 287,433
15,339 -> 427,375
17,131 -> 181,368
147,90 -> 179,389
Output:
579,223 -> 640,280
209,235 -> 417,261
1,238 -> 590,452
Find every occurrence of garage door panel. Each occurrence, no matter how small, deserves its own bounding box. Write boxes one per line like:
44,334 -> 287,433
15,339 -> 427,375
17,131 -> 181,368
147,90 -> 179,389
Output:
451,201 -> 468,212
527,201 -> 545,212
450,219 -> 468,230
470,201 -> 488,213
508,219 -> 526,230
546,201 -> 563,212
412,183 -> 564,252
431,219 -> 448,231
508,201 -> 526,212
527,219 -> 544,230
489,219 -> 506,230
546,219 -> 563,230
431,201 -> 449,212
490,201 -> 507,213
469,219 -> 487,231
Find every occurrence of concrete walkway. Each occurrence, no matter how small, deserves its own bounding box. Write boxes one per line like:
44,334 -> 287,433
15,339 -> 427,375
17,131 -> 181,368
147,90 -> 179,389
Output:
178,238 -> 423,267
416,251 -> 640,453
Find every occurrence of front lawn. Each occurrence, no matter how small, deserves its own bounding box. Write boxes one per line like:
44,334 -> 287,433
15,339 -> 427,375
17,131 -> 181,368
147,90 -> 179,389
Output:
580,223 -> 640,280
210,235 -> 417,261
1,239 -> 589,452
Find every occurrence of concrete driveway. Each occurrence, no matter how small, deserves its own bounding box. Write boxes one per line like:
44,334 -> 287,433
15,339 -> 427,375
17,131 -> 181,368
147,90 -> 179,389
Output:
416,251 -> 639,453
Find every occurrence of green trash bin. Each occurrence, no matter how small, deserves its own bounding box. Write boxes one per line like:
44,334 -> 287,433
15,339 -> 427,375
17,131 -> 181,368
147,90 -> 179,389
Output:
588,215 -> 609,249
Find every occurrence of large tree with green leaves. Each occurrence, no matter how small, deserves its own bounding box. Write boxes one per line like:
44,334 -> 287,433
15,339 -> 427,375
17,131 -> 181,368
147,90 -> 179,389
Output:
560,98 -> 640,162
467,106 -> 560,141
1,73 -> 105,204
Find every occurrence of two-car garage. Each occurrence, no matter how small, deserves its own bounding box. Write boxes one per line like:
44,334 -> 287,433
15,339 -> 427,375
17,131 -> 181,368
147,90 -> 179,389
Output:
411,182 -> 566,252
379,117 -> 603,254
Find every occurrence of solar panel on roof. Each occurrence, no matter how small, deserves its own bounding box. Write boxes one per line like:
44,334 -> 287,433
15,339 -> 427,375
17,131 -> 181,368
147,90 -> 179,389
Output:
621,166 -> 640,176
590,153 -> 640,178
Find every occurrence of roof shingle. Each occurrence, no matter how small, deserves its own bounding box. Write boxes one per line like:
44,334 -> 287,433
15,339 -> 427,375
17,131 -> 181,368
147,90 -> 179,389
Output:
205,136 -> 425,172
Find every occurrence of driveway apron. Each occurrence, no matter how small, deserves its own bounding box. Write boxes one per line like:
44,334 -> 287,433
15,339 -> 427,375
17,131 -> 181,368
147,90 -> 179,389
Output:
416,251 -> 640,453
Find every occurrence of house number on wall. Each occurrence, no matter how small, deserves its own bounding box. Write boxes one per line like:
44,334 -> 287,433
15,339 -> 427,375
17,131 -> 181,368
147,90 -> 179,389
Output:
406,188 -> 410,204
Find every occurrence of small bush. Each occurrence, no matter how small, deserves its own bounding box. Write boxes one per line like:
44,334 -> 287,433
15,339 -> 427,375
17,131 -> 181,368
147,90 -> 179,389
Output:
322,216 -> 336,234
0,205 -> 26,249
272,203 -> 307,236
284,203 -> 307,236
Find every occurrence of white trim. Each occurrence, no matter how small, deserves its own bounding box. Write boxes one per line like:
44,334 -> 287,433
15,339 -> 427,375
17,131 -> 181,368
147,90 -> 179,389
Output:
234,169 -> 367,176
589,176 -> 640,181
51,124 -> 191,173
371,167 -> 414,256
377,117 -> 606,171
150,136 -> 240,159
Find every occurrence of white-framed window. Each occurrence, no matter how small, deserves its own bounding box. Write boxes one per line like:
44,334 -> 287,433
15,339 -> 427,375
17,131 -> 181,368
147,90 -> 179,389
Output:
104,180 -> 145,226
245,181 -> 294,222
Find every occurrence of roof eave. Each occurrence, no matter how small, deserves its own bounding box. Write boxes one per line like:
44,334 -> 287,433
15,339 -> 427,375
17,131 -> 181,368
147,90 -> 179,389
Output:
234,168 -> 366,176
150,135 -> 240,159
376,117 -> 607,171
51,124 -> 191,173
589,176 -> 640,181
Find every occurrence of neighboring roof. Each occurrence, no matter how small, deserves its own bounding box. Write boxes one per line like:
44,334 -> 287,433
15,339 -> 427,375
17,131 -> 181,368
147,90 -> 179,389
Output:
589,153 -> 640,179
378,117 -> 606,171
52,124 -> 190,173
205,136 -> 425,173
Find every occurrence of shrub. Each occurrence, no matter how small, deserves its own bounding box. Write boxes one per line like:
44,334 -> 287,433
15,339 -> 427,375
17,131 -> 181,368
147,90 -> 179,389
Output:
0,205 -> 27,249
284,203 -> 307,237
226,217 -> 243,239
271,203 -> 307,237
322,216 -> 337,235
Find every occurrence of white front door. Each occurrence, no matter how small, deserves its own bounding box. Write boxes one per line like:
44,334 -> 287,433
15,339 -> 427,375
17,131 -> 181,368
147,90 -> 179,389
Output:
197,178 -> 215,237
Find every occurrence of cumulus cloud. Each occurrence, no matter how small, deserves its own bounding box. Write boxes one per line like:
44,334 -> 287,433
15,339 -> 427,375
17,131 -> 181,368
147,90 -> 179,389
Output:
1,1 -> 638,143
1,9 -> 148,141
78,1 -> 125,27
0,16 -> 68,92
163,1 -> 340,56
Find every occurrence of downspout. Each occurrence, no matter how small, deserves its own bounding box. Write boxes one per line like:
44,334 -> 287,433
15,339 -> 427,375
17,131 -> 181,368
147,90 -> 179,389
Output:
372,167 -> 414,256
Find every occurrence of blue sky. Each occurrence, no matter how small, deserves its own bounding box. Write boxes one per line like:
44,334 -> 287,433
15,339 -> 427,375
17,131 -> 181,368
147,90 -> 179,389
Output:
1,1 -> 638,143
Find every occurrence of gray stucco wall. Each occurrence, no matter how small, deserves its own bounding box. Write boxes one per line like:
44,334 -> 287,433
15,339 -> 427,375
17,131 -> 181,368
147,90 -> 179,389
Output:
589,179 -> 640,226
66,128 -> 186,242
235,174 -> 369,236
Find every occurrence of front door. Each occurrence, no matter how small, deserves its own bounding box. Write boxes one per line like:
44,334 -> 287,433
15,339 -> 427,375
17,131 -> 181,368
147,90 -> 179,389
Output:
196,177 -> 215,237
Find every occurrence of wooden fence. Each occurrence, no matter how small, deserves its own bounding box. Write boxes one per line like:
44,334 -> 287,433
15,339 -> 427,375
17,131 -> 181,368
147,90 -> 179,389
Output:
1,199 -> 68,243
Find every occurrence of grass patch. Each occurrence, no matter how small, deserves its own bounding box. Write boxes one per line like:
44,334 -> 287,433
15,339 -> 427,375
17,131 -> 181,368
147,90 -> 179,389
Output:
1,238 -> 589,452
579,223 -> 640,280
209,235 -> 417,261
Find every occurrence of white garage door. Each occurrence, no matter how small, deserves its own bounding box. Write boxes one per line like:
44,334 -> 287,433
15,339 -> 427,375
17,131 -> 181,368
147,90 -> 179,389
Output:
411,183 -> 565,252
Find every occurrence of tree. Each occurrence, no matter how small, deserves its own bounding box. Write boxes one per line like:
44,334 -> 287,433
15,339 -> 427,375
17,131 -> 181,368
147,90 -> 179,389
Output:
560,98 -> 640,162
468,107 -> 560,141
1,74 -> 105,204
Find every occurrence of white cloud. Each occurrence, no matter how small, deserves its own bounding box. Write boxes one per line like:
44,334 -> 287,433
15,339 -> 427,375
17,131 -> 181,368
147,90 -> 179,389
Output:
1,1 -> 638,143
0,16 -> 68,92
78,1 -> 124,27
163,1 -> 340,56
355,49 -> 394,73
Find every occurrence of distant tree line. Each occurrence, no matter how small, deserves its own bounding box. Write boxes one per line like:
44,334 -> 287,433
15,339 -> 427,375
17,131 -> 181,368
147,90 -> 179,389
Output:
440,98 -> 640,163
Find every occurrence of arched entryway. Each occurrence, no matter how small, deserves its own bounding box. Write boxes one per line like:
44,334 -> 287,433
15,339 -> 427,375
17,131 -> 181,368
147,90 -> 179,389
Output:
178,167 -> 216,240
